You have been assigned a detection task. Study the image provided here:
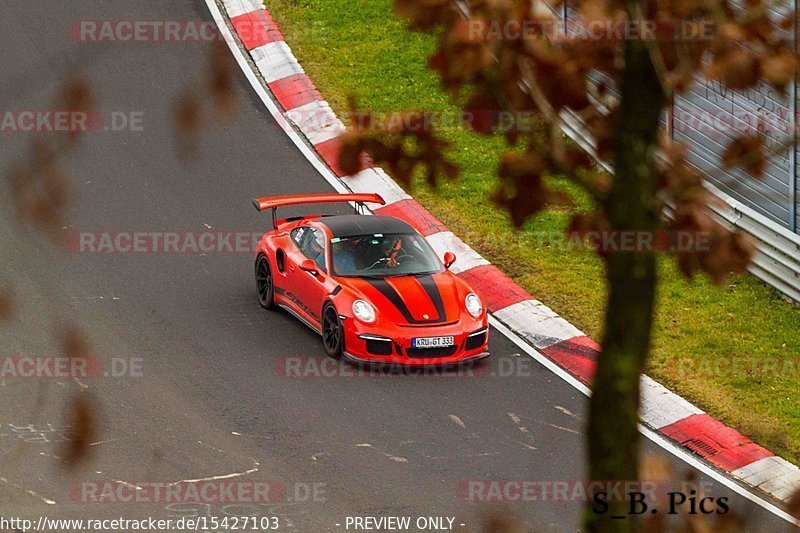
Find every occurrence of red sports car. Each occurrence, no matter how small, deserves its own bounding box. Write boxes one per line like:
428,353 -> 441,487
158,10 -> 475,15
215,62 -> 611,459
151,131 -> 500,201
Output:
252,192 -> 489,366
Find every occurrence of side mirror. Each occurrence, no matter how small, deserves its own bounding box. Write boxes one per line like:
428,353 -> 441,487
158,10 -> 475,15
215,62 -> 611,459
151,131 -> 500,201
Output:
299,259 -> 318,274
443,251 -> 457,269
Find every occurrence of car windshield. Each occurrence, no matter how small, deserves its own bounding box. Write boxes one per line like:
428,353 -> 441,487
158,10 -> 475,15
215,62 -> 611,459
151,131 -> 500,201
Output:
330,233 -> 443,277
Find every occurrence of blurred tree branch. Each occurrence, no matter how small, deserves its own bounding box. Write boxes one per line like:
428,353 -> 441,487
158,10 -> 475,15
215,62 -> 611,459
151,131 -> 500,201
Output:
339,0 -> 796,529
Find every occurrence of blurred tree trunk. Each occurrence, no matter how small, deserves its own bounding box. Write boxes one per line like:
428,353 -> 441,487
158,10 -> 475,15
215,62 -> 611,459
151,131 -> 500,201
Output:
584,39 -> 666,532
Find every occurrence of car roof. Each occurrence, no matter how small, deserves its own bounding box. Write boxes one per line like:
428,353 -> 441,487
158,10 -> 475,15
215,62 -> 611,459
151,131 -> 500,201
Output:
319,215 -> 416,238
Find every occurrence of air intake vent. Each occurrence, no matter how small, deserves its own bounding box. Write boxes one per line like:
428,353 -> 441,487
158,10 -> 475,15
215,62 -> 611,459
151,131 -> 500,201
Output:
465,330 -> 487,351
365,338 -> 392,356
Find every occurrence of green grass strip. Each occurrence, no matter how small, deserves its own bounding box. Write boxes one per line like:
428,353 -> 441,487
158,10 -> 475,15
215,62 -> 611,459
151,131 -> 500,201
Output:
266,0 -> 800,464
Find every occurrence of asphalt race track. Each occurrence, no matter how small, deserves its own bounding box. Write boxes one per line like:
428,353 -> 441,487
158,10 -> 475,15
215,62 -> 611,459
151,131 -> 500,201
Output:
0,1 -> 793,531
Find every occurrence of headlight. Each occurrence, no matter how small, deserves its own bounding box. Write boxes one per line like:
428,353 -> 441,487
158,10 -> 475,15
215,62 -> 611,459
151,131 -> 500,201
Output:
352,300 -> 376,324
465,293 -> 483,318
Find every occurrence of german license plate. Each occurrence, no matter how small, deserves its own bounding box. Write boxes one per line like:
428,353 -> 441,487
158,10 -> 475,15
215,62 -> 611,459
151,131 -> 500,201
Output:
412,336 -> 455,348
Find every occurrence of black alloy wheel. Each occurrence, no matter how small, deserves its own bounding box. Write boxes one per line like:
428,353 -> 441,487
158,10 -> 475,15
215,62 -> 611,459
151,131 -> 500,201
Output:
256,256 -> 275,309
322,303 -> 343,359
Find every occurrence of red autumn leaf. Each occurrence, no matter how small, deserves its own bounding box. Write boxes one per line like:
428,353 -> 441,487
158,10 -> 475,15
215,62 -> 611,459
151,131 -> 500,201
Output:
721,134 -> 766,178
60,394 -> 99,469
0,286 -> 13,323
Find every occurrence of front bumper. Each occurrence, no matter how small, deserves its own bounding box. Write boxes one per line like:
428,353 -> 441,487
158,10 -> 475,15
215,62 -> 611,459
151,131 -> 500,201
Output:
340,317 -> 490,366
342,349 -> 490,368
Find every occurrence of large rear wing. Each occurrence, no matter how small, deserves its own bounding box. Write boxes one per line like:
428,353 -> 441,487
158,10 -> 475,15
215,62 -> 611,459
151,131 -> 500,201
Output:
252,192 -> 386,229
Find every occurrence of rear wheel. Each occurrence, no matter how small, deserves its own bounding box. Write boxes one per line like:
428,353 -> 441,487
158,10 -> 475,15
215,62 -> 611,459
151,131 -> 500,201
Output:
322,303 -> 343,359
256,255 -> 275,309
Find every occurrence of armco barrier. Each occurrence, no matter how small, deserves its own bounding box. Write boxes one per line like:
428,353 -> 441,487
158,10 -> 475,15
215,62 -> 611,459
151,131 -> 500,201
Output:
491,0 -> 800,304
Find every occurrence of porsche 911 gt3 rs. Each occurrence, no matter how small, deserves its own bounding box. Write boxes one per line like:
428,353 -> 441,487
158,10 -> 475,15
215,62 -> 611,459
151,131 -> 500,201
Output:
252,192 -> 489,366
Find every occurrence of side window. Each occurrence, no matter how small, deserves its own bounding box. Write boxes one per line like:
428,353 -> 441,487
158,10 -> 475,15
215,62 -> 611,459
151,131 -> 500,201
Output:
291,227 -> 327,273
290,227 -> 306,247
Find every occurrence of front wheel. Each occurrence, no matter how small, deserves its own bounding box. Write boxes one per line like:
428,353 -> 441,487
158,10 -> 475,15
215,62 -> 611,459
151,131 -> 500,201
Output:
321,303 -> 343,359
256,255 -> 275,309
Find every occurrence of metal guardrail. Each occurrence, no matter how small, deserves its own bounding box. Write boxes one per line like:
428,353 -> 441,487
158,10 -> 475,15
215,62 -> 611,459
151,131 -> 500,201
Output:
455,0 -> 800,303
563,106 -> 800,303
704,182 -> 800,302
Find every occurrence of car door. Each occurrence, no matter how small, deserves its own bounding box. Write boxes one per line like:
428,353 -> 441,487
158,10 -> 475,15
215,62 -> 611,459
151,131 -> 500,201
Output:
285,225 -> 330,327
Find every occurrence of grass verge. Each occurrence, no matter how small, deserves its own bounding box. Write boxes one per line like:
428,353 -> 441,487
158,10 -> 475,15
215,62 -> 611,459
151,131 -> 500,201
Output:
265,0 -> 800,463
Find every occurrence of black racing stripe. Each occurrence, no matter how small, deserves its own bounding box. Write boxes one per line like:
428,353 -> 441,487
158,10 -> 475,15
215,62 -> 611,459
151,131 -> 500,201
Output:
363,278 -> 418,324
416,275 -> 446,322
